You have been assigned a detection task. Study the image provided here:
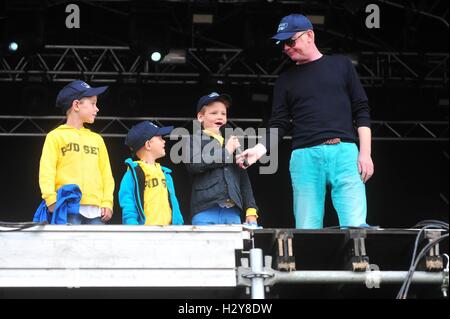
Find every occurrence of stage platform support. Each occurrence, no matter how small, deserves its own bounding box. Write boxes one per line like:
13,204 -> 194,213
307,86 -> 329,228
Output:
0,225 -> 249,288
0,225 -> 447,299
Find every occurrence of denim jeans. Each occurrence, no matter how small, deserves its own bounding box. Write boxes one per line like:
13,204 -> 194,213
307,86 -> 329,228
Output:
290,142 -> 367,229
192,204 -> 241,225
67,214 -> 104,225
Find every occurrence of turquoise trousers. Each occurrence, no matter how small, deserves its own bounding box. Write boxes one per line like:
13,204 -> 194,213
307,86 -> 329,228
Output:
290,142 -> 367,229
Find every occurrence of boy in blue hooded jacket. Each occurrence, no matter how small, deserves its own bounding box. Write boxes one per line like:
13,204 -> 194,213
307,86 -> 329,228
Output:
119,121 -> 184,225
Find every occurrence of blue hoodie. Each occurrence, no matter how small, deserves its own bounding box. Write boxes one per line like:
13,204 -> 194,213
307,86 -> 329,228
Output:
33,184 -> 81,224
119,158 -> 184,225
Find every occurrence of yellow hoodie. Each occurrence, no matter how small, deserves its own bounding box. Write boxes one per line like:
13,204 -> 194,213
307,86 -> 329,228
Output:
39,124 -> 114,210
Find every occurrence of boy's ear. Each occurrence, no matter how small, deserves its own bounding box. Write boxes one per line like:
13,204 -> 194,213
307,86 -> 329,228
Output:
197,113 -> 203,122
71,100 -> 80,111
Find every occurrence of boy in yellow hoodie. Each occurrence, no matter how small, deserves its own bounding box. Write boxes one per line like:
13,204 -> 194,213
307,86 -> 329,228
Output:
38,80 -> 114,224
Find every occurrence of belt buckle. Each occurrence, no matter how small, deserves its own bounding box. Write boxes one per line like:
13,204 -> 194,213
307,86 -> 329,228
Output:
220,199 -> 235,208
323,138 -> 341,145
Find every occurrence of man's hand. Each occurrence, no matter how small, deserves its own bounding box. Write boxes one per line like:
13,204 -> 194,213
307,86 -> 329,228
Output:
236,143 -> 267,169
357,126 -> 373,183
101,207 -> 113,222
358,153 -> 374,183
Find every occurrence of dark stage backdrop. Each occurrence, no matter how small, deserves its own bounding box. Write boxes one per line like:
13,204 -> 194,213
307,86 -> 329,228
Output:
0,136 -> 447,228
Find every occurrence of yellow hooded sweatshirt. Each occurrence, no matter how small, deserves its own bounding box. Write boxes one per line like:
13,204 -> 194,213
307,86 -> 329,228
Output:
39,124 -> 114,210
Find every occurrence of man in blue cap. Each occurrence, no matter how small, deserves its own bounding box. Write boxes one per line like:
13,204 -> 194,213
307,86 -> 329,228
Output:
39,80 -> 114,224
238,14 -> 374,229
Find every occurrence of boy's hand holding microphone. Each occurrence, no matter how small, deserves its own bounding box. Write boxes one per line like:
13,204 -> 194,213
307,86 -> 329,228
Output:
225,135 -> 249,169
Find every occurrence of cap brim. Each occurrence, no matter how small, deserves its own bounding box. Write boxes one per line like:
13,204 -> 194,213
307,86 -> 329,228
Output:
271,32 -> 297,41
156,126 -> 174,137
80,86 -> 109,98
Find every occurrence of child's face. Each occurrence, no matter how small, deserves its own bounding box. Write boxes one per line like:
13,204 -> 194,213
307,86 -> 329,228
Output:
75,96 -> 99,124
147,135 -> 166,159
197,101 -> 227,133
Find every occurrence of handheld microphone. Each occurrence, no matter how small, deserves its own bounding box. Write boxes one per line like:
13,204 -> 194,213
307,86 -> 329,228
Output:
221,124 -> 249,168
236,146 -> 249,168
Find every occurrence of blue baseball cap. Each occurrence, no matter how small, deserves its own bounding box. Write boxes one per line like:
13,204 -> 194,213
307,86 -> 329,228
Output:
272,14 -> 313,41
125,121 -> 173,153
196,92 -> 232,113
56,80 -> 108,113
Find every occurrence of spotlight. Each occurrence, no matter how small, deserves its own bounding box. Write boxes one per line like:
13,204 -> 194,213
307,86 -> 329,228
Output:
150,51 -> 162,62
8,41 -> 18,52
192,14 -> 213,24
2,4 -> 45,55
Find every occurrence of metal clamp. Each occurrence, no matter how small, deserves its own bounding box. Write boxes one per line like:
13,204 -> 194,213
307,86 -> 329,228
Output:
237,255 -> 275,296
424,230 -> 444,272
347,229 -> 370,272
275,230 -> 296,271
441,254 -> 449,297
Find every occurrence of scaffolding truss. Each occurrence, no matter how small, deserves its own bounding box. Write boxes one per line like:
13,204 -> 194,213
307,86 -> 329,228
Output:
0,46 -> 448,87
0,116 -> 448,141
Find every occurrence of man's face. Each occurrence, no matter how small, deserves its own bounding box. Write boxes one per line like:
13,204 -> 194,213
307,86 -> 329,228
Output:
281,30 -> 312,64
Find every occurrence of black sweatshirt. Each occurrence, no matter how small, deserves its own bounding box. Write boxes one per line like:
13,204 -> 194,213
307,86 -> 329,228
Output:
264,54 -> 371,150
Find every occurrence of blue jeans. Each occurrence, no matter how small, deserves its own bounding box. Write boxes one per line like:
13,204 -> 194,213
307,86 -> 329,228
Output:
192,205 -> 241,225
67,214 -> 104,225
290,142 -> 367,229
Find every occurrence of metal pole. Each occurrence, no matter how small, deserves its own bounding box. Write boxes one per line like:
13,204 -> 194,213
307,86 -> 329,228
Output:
250,248 -> 265,299
271,271 -> 443,285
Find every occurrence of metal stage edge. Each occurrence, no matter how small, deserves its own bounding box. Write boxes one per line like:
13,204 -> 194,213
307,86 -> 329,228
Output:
0,225 -> 448,299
